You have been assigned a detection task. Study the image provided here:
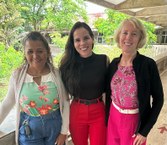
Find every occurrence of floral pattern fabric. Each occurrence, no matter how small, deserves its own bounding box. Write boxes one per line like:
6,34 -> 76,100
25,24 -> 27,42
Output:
111,65 -> 138,109
19,73 -> 59,116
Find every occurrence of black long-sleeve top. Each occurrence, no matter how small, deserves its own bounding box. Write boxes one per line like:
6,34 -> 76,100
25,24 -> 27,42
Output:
106,52 -> 164,137
74,53 -> 108,100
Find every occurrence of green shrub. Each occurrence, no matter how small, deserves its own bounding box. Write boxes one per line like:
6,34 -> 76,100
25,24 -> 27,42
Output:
0,43 -> 23,78
0,43 -> 23,100
50,32 -> 68,50
53,52 -> 64,67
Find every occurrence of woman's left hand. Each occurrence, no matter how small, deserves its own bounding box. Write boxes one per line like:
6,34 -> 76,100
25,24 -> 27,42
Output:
133,133 -> 146,145
55,133 -> 66,145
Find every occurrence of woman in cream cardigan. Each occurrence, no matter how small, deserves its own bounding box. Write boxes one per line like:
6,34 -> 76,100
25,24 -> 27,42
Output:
0,31 -> 70,145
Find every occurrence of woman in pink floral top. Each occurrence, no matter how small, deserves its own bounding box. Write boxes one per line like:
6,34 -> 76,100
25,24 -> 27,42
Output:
106,17 -> 163,145
111,65 -> 138,109
0,31 -> 70,145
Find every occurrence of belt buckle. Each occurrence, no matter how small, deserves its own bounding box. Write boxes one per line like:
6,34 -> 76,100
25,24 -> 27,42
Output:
79,100 -> 90,105
79,99 -> 99,105
85,100 -> 91,105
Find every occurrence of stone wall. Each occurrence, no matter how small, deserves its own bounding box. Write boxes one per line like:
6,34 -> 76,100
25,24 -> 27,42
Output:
154,53 -> 167,74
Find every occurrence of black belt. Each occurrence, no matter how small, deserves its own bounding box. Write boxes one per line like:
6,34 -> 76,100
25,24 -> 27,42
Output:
74,97 -> 103,105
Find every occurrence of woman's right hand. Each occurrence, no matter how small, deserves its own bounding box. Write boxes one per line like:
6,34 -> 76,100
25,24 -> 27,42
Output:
132,133 -> 146,145
55,133 -> 66,145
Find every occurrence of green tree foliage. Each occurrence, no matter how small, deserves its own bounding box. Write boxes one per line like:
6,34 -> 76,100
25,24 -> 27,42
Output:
143,21 -> 157,46
50,32 -> 68,50
94,9 -> 127,44
0,42 -> 23,100
16,0 -> 46,31
0,43 -> 23,79
94,9 -> 157,45
0,0 -> 87,50
0,0 -> 24,49
17,0 -> 87,31
45,0 -> 88,31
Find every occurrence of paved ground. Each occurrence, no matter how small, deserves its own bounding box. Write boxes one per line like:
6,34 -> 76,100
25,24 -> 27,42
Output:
147,70 -> 167,145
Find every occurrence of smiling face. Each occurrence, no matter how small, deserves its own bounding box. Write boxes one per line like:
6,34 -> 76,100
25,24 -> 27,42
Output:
24,40 -> 48,70
119,21 -> 141,54
73,27 -> 94,58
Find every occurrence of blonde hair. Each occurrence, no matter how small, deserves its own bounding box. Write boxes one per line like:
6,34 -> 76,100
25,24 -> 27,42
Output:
115,17 -> 147,49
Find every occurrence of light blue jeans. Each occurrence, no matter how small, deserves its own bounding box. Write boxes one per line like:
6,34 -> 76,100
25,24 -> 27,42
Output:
19,109 -> 62,145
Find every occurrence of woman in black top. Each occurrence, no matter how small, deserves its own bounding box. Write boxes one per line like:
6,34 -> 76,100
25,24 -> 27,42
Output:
60,22 -> 108,145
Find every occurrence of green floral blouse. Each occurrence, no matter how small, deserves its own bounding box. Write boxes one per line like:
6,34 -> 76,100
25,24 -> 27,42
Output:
19,73 -> 59,116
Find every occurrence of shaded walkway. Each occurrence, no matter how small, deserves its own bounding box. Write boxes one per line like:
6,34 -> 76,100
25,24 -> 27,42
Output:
147,70 -> 167,145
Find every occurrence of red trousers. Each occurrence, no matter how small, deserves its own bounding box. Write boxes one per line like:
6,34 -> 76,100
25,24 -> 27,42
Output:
70,100 -> 106,145
107,104 -> 146,145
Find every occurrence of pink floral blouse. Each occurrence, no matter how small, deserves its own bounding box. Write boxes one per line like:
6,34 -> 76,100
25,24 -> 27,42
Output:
111,65 -> 139,109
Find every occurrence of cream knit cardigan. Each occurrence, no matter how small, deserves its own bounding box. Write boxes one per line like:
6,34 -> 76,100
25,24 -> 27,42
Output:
0,64 -> 70,145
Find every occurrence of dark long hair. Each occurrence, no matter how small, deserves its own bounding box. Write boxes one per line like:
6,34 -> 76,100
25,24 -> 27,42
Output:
59,21 -> 94,97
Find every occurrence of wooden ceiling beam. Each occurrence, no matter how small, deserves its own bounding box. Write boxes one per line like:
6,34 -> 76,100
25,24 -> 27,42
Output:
115,0 -> 167,10
86,0 -> 167,28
